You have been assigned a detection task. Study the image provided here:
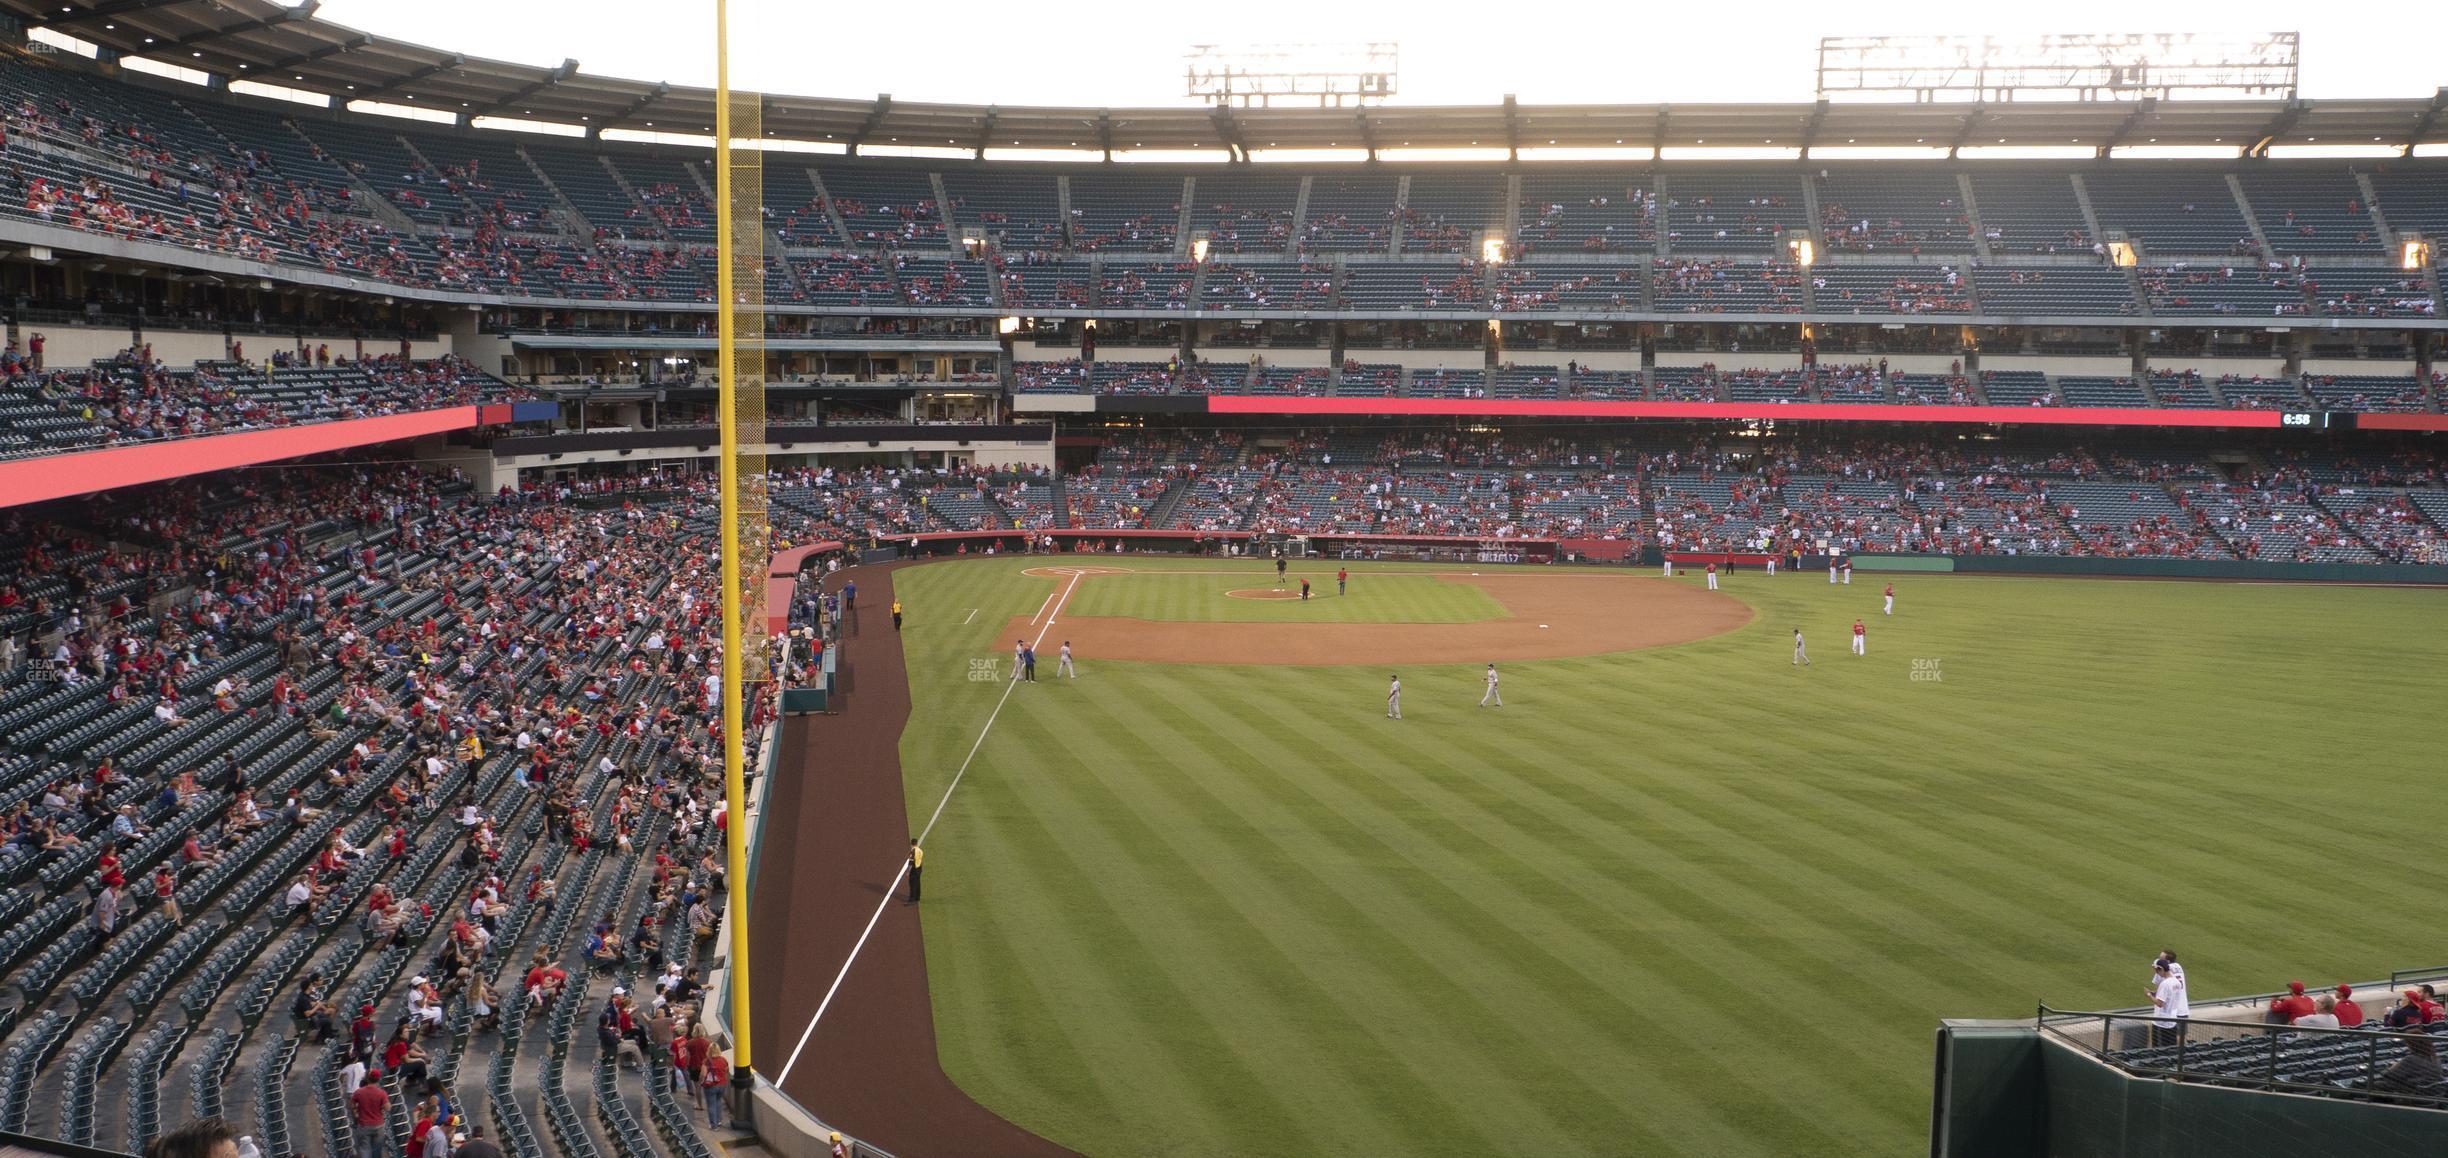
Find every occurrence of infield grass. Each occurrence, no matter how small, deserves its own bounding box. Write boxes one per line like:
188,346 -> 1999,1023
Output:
881,555 -> 2448,1158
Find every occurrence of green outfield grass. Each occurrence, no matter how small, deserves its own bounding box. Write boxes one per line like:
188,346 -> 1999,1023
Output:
1058,566 -> 1506,624
881,556 -> 2448,1157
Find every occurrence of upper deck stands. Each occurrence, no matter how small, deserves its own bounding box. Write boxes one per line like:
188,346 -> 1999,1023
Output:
1067,174 -> 1182,254
398,129 -> 563,233
2085,170 -> 2257,258
996,259 -> 1096,309
2368,168 -> 2448,247
1341,263 -> 1486,311
1493,264 -> 1643,311
1516,171 -> 1656,256
942,168 -> 1064,251
766,164 -> 836,247
1098,262 -> 1199,310
1398,175 -> 1504,255
0,59 -> 2444,329
1188,173 -> 1300,256
817,163 -> 948,250
1662,172 -> 1807,252
614,154 -> 717,244
1298,174 -> 1399,254
1815,171 -> 1972,254
1971,267 -> 2139,316
525,143 -> 651,238
2138,265 -> 2308,317
2239,167 -> 2384,257
1201,262 -> 1336,311
2298,269 -> 2441,319
1652,259 -> 1804,313
1966,171 -> 2092,256
1814,264 -> 1972,315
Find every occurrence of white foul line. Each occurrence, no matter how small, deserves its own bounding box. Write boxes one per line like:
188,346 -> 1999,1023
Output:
774,568 -> 1085,1088
960,608 -> 977,624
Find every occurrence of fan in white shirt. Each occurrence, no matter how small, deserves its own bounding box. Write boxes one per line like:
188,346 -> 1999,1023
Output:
2151,963 -> 2189,1028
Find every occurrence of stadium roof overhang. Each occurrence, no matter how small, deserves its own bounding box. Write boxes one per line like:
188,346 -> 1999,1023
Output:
13,0 -> 2448,154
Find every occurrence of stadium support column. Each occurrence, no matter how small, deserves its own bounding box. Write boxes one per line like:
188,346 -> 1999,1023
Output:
712,0 -> 769,1125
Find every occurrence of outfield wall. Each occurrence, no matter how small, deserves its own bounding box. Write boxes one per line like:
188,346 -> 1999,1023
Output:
1854,553 -> 2448,584
852,535 -> 2448,583
1931,1022 -> 2448,1157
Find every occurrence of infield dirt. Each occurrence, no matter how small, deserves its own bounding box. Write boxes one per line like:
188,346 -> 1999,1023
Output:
1000,568 -> 1752,665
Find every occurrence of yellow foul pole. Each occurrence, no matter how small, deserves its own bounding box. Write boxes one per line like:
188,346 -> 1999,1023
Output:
714,0 -> 755,1076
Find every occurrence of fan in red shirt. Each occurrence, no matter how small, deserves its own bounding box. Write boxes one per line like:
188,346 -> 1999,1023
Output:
2334,985 -> 2367,1027
350,1073 -> 389,1136
2268,980 -> 2317,1023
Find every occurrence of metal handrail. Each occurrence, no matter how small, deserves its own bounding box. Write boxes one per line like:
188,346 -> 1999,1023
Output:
2038,1004 -> 2448,1109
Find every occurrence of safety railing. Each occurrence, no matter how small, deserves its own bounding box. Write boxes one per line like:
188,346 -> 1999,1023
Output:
2038,1004 -> 2448,1109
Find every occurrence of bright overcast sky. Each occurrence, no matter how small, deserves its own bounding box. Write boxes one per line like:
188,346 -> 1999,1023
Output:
306,0 -> 2440,107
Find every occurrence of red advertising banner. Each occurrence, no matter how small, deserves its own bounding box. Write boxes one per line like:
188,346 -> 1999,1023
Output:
1205,396 -> 2293,428
0,406 -> 481,510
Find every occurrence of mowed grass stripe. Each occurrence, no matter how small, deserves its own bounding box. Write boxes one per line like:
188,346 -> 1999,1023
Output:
1008,685 -> 1528,1154
1643,583 -> 2436,911
1166,669 -> 1845,1153
922,809 -> 1128,1133
1419,692 -> 2041,1011
1083,672 -> 1667,1153
980,701 -> 1491,1156
1517,587 -> 2438,993
938,725 -> 1305,1155
1508,673 -> 2173,965
1245,680 -> 1905,1151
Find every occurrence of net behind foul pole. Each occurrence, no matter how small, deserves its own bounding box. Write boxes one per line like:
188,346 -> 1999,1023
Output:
727,93 -> 770,684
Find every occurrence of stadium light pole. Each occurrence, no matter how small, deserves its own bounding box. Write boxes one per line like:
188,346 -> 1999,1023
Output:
713,0 -> 756,1108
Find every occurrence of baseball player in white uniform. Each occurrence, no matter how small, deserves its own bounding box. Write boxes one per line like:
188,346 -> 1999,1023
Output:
1012,639 -> 1026,681
1883,583 -> 1895,616
1706,562 -> 1719,591
1386,674 -> 1402,719
1792,629 -> 1811,666
1828,558 -> 1839,584
1851,618 -> 1867,656
1057,640 -> 1076,678
1479,664 -> 1502,707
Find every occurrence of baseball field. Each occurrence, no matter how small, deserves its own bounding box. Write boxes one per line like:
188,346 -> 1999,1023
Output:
870,556 -> 2448,1157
